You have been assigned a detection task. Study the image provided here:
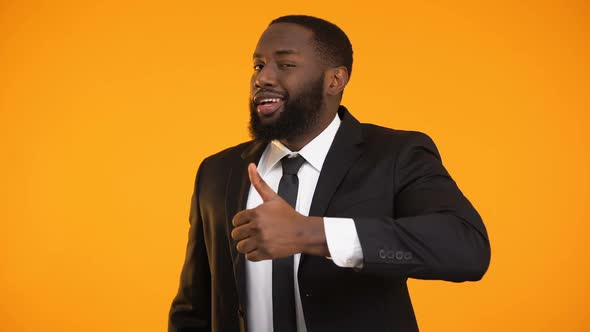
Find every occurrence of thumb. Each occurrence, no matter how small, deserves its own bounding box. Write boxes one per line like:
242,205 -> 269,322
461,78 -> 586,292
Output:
248,163 -> 278,202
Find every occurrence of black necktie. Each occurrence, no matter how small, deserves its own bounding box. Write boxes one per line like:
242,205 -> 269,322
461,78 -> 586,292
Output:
273,154 -> 306,332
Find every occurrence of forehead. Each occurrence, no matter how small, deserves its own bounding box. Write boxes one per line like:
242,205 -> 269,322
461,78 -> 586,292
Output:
254,23 -> 316,57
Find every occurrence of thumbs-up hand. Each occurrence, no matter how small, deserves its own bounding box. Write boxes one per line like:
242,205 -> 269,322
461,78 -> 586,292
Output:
231,163 -> 325,261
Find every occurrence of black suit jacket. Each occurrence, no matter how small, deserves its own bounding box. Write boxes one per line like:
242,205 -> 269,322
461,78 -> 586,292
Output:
169,107 -> 490,332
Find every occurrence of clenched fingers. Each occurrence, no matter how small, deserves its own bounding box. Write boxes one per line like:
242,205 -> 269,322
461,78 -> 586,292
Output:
231,223 -> 253,242
236,238 -> 258,254
232,208 -> 256,227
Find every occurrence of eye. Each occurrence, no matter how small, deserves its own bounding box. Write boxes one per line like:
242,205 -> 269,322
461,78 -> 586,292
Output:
278,63 -> 296,69
253,63 -> 264,71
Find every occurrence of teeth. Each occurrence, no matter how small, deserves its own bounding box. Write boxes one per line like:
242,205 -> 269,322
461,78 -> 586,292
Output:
259,98 -> 282,104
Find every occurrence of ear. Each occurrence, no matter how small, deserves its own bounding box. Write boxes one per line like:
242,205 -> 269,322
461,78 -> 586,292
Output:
324,66 -> 349,97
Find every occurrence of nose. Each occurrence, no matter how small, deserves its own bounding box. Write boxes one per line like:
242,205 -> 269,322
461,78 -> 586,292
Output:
254,65 -> 277,88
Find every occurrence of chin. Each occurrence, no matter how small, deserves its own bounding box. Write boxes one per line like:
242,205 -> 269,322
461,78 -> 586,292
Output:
258,109 -> 285,123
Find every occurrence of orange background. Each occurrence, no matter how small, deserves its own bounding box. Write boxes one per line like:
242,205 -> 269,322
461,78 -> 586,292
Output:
1,1 -> 588,331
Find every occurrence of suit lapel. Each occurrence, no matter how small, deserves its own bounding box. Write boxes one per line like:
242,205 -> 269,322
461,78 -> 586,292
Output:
225,140 -> 267,315
309,107 -> 364,217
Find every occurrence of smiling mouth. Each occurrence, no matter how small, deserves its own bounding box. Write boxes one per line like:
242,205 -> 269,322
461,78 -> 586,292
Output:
256,97 -> 285,116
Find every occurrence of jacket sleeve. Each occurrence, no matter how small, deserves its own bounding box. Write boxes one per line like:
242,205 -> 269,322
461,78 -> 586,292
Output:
354,132 -> 491,282
169,161 -> 211,331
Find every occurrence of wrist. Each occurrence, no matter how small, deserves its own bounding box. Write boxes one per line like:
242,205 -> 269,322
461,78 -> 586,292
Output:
299,216 -> 330,257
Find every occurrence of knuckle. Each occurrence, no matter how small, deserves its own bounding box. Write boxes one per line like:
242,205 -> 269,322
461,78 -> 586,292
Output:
247,252 -> 258,261
232,213 -> 242,226
250,218 -> 260,230
263,247 -> 275,259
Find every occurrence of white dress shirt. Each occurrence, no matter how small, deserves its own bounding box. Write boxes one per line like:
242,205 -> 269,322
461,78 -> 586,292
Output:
245,113 -> 364,332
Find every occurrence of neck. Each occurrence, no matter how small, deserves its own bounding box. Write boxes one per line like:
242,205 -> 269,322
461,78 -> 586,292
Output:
279,106 -> 338,151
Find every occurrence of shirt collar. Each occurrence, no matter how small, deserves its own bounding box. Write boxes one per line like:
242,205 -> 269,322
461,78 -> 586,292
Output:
257,113 -> 342,176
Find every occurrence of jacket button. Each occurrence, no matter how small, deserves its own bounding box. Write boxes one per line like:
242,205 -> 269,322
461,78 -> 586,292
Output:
387,250 -> 395,259
395,251 -> 404,260
404,252 -> 413,260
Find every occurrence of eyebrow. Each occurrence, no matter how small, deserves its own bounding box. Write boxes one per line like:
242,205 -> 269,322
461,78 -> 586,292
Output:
253,49 -> 299,59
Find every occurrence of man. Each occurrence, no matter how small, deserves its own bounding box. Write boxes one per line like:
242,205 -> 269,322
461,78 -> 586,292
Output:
169,15 -> 490,332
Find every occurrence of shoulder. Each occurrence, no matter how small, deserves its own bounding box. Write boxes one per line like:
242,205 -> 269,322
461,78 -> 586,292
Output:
359,123 -> 439,156
194,140 -> 257,181
356,123 -> 447,188
202,141 -> 253,166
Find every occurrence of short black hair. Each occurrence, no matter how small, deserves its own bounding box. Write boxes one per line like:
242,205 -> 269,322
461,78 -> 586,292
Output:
270,15 -> 353,78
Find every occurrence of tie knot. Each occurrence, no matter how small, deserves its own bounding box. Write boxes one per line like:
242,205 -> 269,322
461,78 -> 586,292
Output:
281,154 -> 305,175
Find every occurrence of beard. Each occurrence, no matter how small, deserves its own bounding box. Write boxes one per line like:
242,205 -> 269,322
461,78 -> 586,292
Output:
249,75 -> 324,142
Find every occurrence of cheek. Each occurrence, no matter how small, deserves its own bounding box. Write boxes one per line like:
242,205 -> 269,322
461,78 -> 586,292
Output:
282,75 -> 307,94
250,75 -> 256,90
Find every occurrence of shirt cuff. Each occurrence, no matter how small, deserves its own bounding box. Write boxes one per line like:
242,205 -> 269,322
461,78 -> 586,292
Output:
323,217 -> 364,268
